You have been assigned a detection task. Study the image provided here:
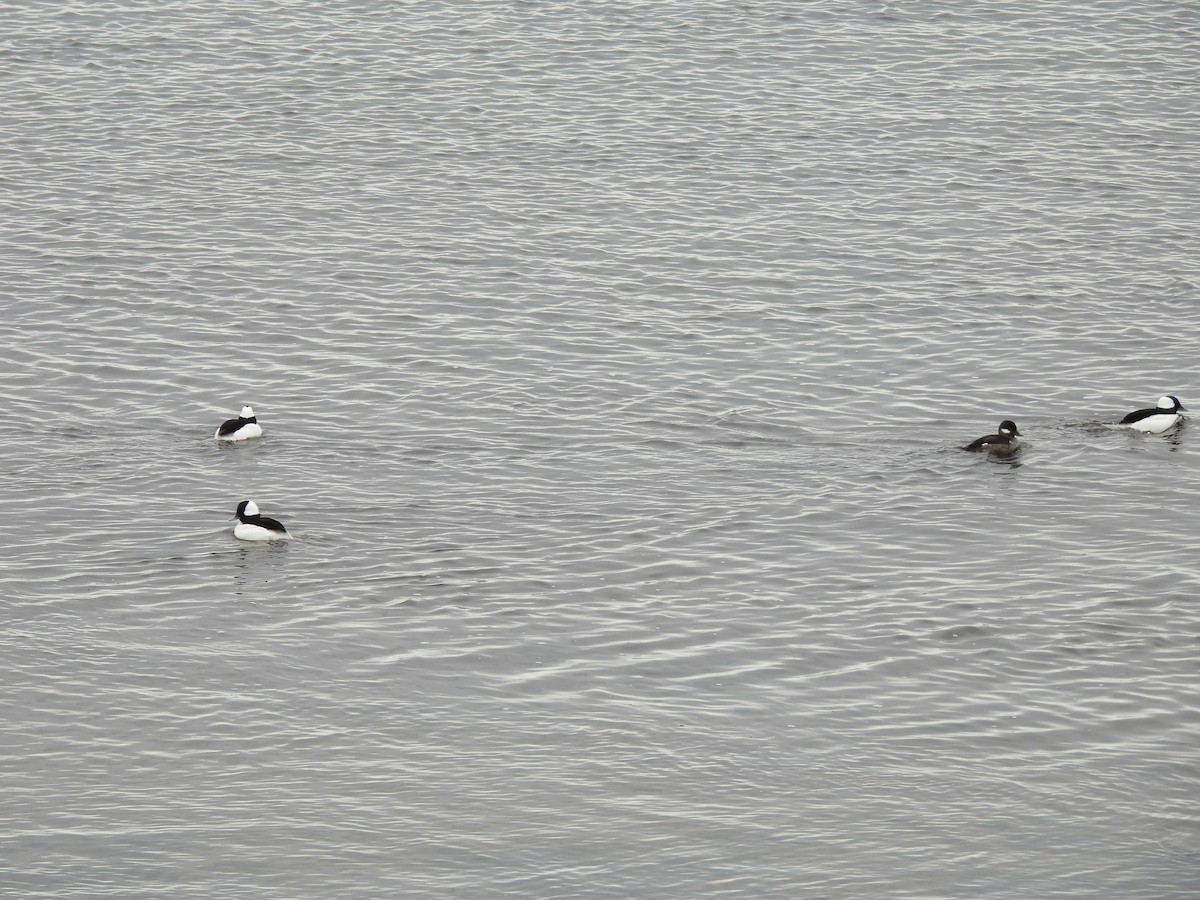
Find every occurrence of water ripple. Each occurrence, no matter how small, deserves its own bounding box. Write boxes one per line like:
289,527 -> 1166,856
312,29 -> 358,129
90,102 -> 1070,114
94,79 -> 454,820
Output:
2,0 -> 1199,897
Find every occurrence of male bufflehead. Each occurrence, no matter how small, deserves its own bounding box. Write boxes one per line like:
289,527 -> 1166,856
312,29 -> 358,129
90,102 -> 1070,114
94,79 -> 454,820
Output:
963,420 -> 1022,456
215,406 -> 263,441
1118,395 -> 1186,434
234,499 -> 290,541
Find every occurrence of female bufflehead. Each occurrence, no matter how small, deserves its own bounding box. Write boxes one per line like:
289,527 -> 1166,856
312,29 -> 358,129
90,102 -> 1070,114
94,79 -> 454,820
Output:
1118,395 -> 1186,434
215,406 -> 263,441
963,420 -> 1022,456
234,499 -> 290,541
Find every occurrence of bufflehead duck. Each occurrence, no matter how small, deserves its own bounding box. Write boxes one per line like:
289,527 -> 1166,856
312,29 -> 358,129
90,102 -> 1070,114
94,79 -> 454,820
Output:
215,406 -> 263,441
963,420 -> 1022,456
234,499 -> 290,541
1118,395 -> 1186,434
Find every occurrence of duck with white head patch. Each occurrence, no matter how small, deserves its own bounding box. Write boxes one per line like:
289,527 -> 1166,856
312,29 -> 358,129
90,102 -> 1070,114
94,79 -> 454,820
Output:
962,420 -> 1022,457
1118,395 -> 1186,434
234,500 -> 290,541
215,406 -> 263,441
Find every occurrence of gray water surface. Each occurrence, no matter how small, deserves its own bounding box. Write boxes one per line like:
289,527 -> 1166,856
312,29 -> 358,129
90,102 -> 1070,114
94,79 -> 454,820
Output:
1,1 -> 1198,897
